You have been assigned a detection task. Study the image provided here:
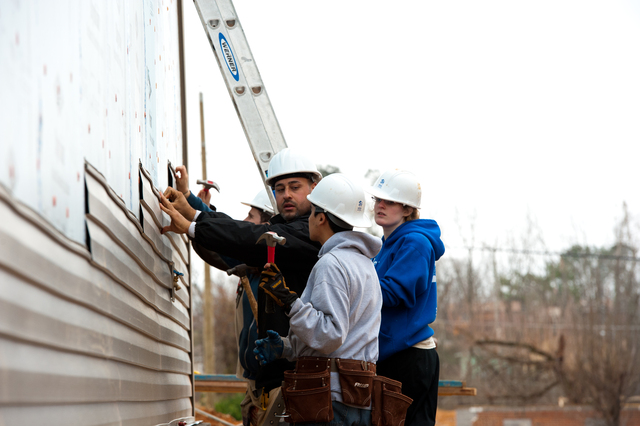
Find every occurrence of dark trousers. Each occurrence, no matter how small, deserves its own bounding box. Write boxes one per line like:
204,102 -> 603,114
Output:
377,347 -> 439,426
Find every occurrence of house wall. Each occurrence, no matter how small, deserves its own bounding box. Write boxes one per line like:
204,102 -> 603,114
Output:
0,1 -> 193,424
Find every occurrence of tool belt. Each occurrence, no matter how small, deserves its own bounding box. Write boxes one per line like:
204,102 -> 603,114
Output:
280,357 -> 411,425
281,357 -> 333,423
371,376 -> 413,426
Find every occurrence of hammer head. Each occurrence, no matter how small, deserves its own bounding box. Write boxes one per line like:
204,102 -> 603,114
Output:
196,179 -> 221,193
256,231 -> 287,247
226,264 -> 259,278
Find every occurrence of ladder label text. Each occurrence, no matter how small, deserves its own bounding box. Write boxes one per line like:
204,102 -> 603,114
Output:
218,33 -> 239,81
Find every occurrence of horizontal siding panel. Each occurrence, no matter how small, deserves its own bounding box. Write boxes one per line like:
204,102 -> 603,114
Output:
87,217 -> 190,328
166,228 -> 190,274
136,208 -> 191,309
0,339 -> 192,404
0,199 -> 191,352
140,201 -> 190,273
1,163 -> 193,424
137,210 -> 192,309
158,314 -> 192,354
140,166 -> 190,265
140,167 -> 168,230
169,233 -> 190,287
171,244 -> 190,294
86,170 -> 174,286
0,270 -> 191,374
0,398 -> 193,426
140,202 -> 174,263
85,164 -> 144,239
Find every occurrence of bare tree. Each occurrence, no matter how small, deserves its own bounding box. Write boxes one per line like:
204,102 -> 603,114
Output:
468,206 -> 640,426
193,268 -> 241,376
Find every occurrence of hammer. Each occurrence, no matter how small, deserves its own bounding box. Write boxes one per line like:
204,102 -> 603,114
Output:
226,264 -> 260,326
196,179 -> 221,194
256,231 -> 287,313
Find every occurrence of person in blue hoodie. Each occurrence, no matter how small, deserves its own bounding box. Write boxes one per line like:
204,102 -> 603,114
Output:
368,169 -> 445,426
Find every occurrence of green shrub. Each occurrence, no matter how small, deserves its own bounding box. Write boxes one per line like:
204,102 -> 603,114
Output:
214,393 -> 244,421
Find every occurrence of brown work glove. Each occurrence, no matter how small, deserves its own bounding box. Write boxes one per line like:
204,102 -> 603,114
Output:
259,263 -> 298,314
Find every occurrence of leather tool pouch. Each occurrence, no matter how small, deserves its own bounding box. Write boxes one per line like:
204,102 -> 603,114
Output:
371,376 -> 413,426
336,359 -> 375,407
281,358 -> 333,423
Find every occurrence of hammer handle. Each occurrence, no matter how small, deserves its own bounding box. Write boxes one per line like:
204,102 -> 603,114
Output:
240,276 -> 259,326
265,246 -> 276,313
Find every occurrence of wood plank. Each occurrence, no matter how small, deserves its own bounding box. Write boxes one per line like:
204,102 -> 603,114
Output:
194,374 -> 247,393
195,374 -> 245,381
195,381 -> 248,393
192,375 -> 477,396
439,380 -> 465,387
194,383 -> 478,396
438,386 -> 477,396
437,380 -> 477,396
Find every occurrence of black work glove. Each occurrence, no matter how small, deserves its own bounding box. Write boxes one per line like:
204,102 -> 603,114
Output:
259,263 -> 298,314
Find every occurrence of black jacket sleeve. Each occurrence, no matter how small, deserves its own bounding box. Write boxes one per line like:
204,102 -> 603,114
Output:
193,212 -> 320,295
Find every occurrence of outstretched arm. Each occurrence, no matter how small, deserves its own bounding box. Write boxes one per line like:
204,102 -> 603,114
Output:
193,215 -> 319,274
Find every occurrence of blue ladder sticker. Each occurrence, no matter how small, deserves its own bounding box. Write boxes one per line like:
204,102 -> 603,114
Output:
219,33 -> 239,81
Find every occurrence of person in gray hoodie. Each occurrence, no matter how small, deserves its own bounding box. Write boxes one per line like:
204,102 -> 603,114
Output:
254,173 -> 382,426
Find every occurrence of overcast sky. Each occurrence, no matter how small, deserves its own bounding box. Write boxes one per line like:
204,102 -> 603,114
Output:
180,0 -> 640,259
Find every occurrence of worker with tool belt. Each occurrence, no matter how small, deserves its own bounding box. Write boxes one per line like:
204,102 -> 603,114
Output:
183,182 -> 278,426
253,174 -> 412,426
160,148 -> 322,425
180,181 -> 274,395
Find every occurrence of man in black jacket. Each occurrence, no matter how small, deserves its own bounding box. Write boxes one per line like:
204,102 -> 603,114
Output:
160,148 -> 322,425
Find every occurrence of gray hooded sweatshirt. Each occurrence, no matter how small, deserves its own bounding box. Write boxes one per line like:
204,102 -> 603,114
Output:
282,230 -> 383,403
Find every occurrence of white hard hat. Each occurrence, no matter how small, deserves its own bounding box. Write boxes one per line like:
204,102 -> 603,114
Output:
307,173 -> 371,228
265,148 -> 322,187
368,169 -> 421,209
241,190 -> 274,215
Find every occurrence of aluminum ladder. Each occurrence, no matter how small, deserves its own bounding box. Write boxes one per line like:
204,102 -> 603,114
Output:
193,0 -> 287,211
